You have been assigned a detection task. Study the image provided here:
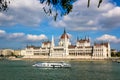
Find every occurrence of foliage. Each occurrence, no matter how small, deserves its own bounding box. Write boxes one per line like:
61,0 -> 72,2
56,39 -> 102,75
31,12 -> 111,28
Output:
87,0 -> 102,8
111,52 -> 120,57
40,0 -> 103,21
0,54 -> 4,57
40,0 -> 77,21
0,0 -> 103,21
111,52 -> 116,57
0,0 -> 10,11
116,52 -> 120,57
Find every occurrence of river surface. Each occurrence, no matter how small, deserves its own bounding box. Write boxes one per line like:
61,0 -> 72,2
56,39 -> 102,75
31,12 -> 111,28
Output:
0,60 -> 120,80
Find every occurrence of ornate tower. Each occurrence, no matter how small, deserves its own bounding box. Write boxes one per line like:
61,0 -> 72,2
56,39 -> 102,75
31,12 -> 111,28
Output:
58,29 -> 71,56
59,28 -> 71,46
50,35 -> 55,56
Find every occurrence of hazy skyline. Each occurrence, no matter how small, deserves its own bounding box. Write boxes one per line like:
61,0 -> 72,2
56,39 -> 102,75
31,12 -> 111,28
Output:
0,0 -> 120,50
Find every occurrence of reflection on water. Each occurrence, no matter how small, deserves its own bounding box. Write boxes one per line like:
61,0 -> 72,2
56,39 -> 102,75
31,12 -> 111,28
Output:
0,60 -> 120,80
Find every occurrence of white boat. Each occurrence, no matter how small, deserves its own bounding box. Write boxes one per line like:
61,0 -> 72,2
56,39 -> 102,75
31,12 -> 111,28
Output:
32,62 -> 71,68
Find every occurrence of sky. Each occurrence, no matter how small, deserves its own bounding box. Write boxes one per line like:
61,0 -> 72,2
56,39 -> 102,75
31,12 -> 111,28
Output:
0,0 -> 120,50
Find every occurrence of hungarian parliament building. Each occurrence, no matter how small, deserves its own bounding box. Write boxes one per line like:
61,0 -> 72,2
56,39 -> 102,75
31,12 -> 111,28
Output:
21,29 -> 111,59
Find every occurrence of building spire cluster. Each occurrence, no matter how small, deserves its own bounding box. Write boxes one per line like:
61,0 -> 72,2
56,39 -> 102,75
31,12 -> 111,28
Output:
64,28 -> 66,34
20,29 -> 111,59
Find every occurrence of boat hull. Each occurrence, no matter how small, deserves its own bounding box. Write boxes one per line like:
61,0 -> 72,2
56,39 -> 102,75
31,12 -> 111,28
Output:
32,62 -> 71,68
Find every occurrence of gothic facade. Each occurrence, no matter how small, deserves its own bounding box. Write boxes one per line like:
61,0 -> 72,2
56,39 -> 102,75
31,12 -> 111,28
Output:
21,29 -> 111,59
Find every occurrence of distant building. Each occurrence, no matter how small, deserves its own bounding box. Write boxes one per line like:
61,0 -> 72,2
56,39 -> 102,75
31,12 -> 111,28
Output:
21,29 -> 111,59
0,49 -> 14,56
14,50 -> 21,56
111,49 -> 117,54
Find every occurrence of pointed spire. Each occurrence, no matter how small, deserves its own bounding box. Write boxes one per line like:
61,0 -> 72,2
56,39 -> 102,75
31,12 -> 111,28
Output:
64,28 -> 66,34
51,35 -> 54,47
88,36 -> 90,41
85,36 -> 87,40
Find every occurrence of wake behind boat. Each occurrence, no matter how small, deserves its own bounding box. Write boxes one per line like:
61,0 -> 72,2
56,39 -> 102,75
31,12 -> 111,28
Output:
32,62 -> 71,68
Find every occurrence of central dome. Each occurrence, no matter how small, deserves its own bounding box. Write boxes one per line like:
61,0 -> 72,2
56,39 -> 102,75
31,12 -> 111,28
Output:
60,29 -> 69,39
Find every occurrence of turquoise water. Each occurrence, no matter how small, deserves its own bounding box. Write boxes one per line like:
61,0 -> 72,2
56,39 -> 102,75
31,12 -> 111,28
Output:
0,60 -> 120,80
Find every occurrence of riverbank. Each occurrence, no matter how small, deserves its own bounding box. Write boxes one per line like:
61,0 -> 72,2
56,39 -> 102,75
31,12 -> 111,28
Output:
2,57 -> 120,62
8,57 -> 110,62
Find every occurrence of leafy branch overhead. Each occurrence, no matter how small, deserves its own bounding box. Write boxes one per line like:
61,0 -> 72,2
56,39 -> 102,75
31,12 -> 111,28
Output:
40,0 -> 77,21
40,0 -> 103,21
0,0 -> 103,21
87,0 -> 102,8
0,0 -> 10,11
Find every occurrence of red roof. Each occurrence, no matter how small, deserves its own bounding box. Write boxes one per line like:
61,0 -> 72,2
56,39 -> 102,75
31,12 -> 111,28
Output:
68,45 -> 76,48
60,28 -> 69,39
94,42 -> 109,48
27,45 -> 40,49
103,43 -> 109,47
42,41 -> 51,45
77,39 -> 90,43
61,33 -> 69,39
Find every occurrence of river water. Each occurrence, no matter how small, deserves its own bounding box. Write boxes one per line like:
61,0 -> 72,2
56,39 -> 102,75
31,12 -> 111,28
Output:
0,60 -> 120,80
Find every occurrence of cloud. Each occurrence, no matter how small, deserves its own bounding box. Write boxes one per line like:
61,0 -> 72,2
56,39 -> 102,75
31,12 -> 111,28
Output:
98,7 -> 120,29
0,29 -> 48,49
26,34 -> 47,41
0,0 -> 46,27
0,29 -> 47,42
0,30 -> 6,34
102,7 -> 120,18
50,0 -> 120,31
50,20 -> 66,27
7,33 -> 25,40
96,34 -> 120,43
0,30 -> 6,37
67,33 -> 72,39
0,0 -> 120,31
